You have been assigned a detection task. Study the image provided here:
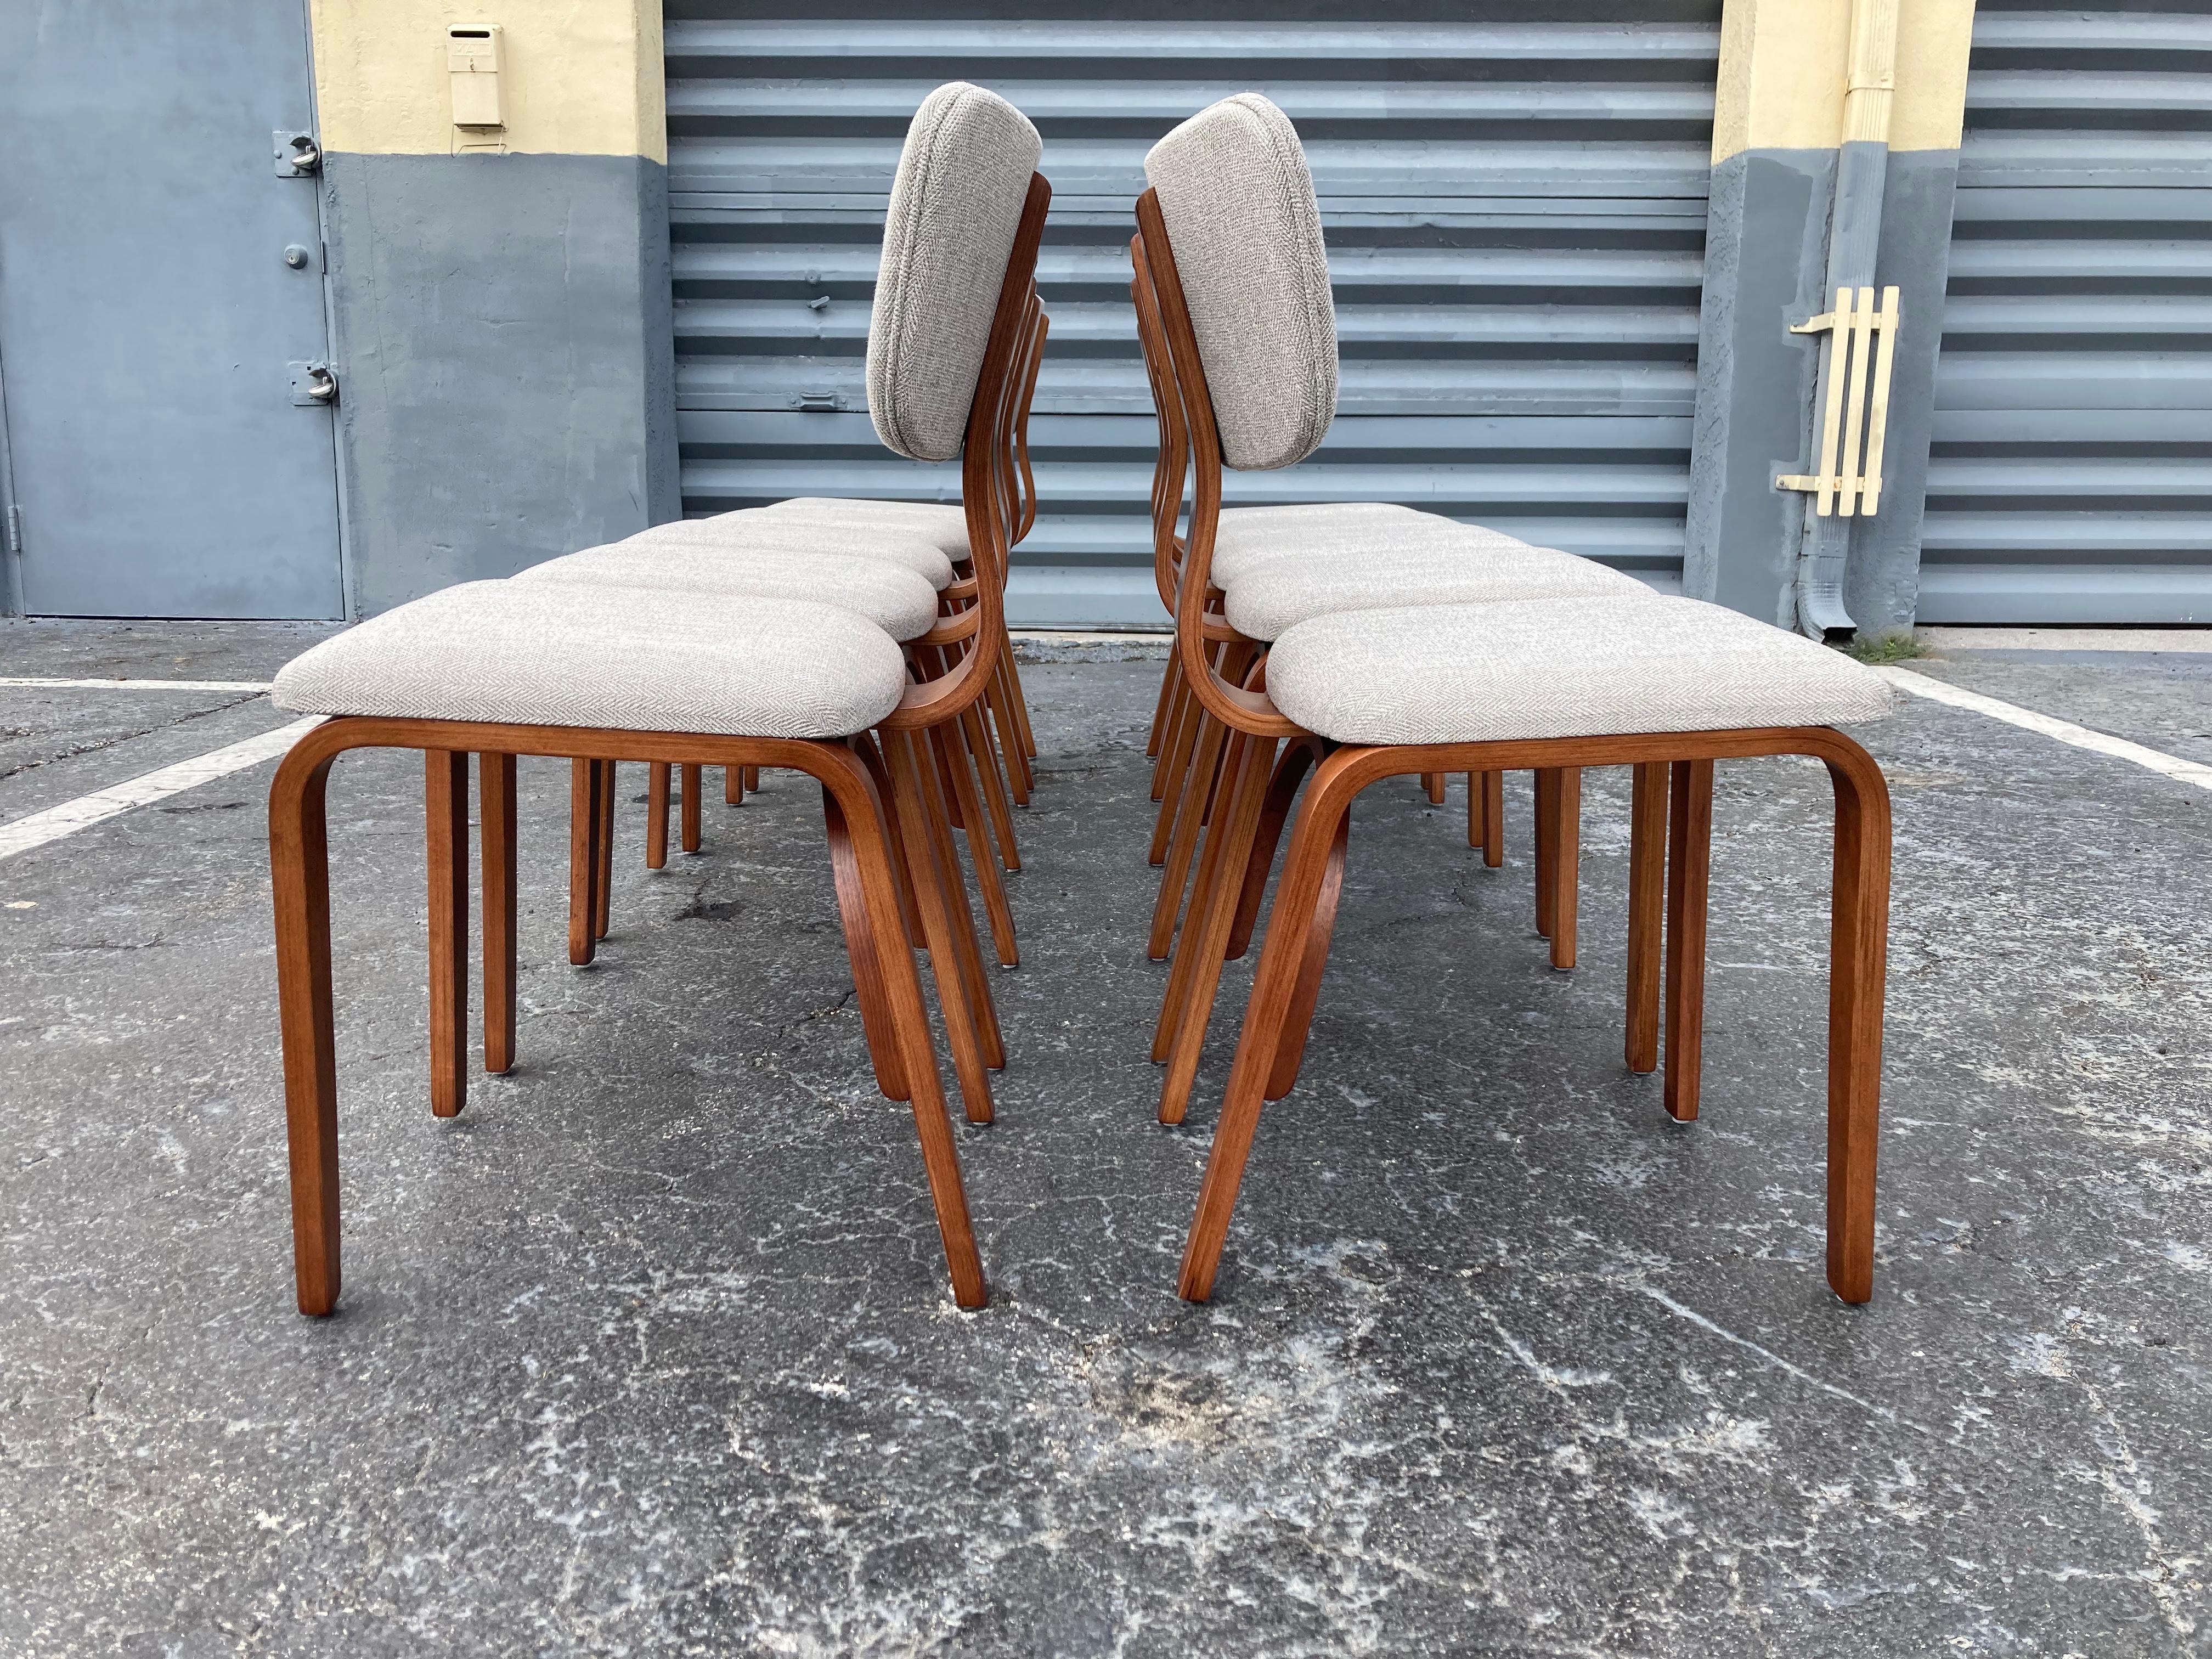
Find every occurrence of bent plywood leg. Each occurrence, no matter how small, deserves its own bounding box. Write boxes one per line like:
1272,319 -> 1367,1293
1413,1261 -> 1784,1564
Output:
680,763 -> 703,854
1824,738 -> 1892,1304
882,727 -> 998,1124
1263,810 -> 1348,1102
742,766 -> 761,793
269,742 -> 342,1316
1481,770 -> 1504,868
426,750 -> 469,1120
1423,771 -> 1447,805
1534,769 -> 1557,939
962,704 -> 1022,873
1150,672 -> 1200,821
1550,766 -> 1581,971
823,782 -> 911,1104
1150,707 -> 1228,958
1000,642 -> 1040,761
1226,737 -> 1321,962
937,722 -> 1019,968
592,760 -> 615,941
646,760 -> 671,870
1145,648 -> 1178,759
725,764 -> 744,805
1466,772 -> 1483,850
988,662 -> 1032,804
1625,760 -> 1665,1075
1153,727 -> 1250,1064
855,733 -> 926,949
817,747 -> 985,1308
1664,758 -> 1714,1121
566,759 -> 596,965
1178,754 -> 1365,1302
481,752 -> 517,1076
1154,733 -> 1272,1114
1158,735 -> 1277,1125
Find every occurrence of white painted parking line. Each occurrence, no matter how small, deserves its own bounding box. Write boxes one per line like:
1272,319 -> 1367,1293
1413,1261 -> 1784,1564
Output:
1917,627 -> 2212,654
1878,666 -> 2212,794
0,676 -> 274,691
0,717 -> 324,862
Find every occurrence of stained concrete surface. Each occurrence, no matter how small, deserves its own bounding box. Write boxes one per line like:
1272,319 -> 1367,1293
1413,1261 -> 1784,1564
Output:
1,622 -> 2209,1656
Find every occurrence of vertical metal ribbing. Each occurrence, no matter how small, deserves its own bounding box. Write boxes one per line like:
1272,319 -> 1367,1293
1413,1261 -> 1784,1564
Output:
664,11 -> 1724,622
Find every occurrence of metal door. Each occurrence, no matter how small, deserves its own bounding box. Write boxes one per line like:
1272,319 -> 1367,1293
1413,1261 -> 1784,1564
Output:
664,3 -> 1720,627
0,0 -> 343,619
1925,4 -> 2212,623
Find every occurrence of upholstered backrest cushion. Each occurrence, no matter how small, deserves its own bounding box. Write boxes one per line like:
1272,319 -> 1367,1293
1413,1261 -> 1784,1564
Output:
1144,94 -> 1336,471
866,83 -> 1043,462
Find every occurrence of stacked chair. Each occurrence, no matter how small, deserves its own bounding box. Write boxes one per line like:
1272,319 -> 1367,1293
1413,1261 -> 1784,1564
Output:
264,82 -> 1049,1313
611,297 -> 1052,924
1129,95 -> 1656,1130
1128,94 -> 1900,1305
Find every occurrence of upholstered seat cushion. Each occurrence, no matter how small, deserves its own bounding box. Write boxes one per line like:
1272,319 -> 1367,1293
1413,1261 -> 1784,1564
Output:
623,512 -> 956,589
1265,596 -> 1899,745
763,497 -> 972,560
868,83 -> 1043,462
1210,503 -> 1436,586
1223,539 -> 1648,641
511,542 -> 943,642
1144,94 -> 1336,471
273,582 -> 909,738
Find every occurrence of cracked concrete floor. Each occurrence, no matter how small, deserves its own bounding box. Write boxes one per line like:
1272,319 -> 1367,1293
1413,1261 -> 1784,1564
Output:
1,620 -> 2209,1656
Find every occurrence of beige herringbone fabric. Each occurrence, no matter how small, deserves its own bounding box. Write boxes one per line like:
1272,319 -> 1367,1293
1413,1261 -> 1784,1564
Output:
1224,541 -> 1648,642
1208,503 -> 1435,585
273,583 -> 908,737
1210,508 -> 1533,590
764,497 -> 972,560
625,512 -> 955,589
1145,94 -> 1336,471
1266,596 -> 1899,745
867,83 -> 1043,462
512,542 -> 942,641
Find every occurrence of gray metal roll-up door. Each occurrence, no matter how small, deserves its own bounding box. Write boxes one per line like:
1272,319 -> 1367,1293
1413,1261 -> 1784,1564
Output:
664,4 -> 1719,628
1925,5 -> 2212,624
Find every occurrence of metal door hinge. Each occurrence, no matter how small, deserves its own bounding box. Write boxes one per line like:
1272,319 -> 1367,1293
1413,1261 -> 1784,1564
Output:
1778,285 -> 1901,517
5,505 -> 21,556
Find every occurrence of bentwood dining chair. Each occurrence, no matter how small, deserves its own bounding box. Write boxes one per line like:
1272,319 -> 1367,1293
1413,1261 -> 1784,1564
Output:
263,82 -> 1052,1312
1133,93 -> 1899,1306
509,86 -> 1053,1122
1124,98 -> 1655,1126
620,239 -> 1055,884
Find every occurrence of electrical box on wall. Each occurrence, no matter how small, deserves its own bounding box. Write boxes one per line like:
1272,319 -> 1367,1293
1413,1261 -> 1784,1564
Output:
446,25 -> 504,129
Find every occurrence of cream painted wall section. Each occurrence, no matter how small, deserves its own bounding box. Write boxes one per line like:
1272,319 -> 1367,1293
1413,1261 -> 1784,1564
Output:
1713,0 -> 1974,161
1892,0 -> 1975,153
312,0 -> 665,160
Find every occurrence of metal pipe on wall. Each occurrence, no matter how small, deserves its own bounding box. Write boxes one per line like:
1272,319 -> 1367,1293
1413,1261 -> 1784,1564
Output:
1793,0 -> 1900,641
0,337 -> 22,617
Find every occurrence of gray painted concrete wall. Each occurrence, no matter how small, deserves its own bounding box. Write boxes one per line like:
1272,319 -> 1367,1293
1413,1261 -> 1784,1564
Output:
1684,145 -> 1959,636
1684,148 -> 1836,625
1849,148 -> 1959,636
321,152 -> 679,616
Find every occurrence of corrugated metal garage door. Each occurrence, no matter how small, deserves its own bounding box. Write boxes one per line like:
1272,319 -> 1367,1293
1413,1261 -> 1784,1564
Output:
1923,5 -> 2212,624
664,4 -> 1719,627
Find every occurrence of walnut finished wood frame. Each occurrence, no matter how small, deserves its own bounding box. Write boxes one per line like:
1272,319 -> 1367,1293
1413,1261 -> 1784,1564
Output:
266,173 -> 1055,1318
1125,224 -> 1587,1132
1133,185 -> 1894,1307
